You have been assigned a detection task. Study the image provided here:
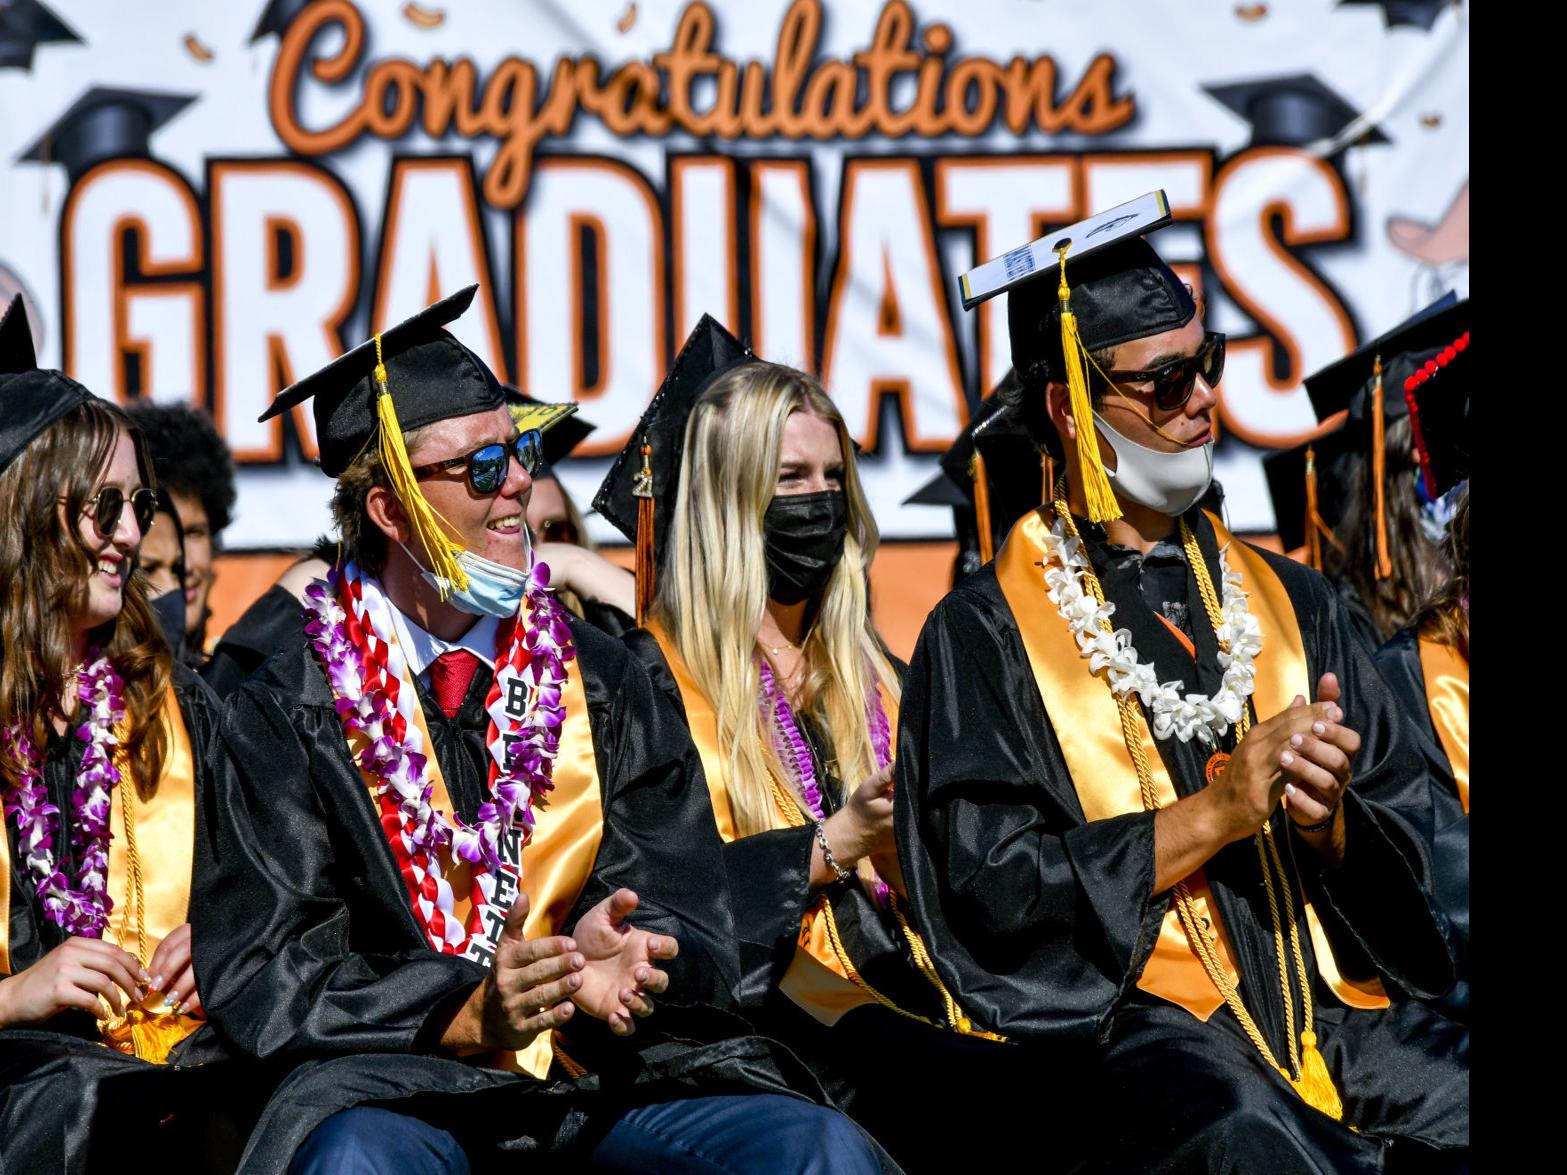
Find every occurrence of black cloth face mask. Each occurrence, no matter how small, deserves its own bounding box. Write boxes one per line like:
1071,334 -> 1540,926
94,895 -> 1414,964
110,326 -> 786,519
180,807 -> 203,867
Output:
763,490 -> 849,604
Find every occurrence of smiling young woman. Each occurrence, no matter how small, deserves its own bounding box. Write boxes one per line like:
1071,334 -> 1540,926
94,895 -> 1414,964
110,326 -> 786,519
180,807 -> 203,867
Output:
0,300 -> 253,1172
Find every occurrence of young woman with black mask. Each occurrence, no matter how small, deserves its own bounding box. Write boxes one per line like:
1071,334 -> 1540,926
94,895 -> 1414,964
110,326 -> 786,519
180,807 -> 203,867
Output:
613,342 -> 1034,1172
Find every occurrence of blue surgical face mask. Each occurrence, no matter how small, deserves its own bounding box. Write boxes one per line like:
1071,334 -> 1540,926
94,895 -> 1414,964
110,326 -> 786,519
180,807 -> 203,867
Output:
400,526 -> 534,619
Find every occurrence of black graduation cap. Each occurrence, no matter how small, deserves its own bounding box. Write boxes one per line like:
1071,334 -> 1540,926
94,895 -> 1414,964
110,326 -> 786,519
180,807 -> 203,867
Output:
249,0 -> 316,43
1338,1 -> 1454,31
591,314 -> 757,621
17,86 -> 197,181
1204,74 -> 1390,154
904,373 -> 1053,564
0,0 -> 80,70
261,284 -> 505,478
0,294 -> 95,474
1304,294 -> 1467,424
503,387 -> 595,470
1262,425 -> 1358,563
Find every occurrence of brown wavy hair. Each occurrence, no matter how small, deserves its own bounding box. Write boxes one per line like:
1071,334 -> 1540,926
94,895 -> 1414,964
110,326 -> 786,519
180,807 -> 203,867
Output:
0,400 -> 172,798
1413,482 -> 1469,655
1326,415 -> 1451,643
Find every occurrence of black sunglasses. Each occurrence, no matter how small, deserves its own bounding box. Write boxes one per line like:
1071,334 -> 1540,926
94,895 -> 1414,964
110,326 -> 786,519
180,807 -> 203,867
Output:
412,430 -> 543,495
75,487 -> 158,537
1099,332 -> 1226,412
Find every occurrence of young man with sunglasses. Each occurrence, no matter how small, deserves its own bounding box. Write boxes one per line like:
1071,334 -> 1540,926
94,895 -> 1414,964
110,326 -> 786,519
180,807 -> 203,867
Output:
190,287 -> 881,1173
893,204 -> 1468,1170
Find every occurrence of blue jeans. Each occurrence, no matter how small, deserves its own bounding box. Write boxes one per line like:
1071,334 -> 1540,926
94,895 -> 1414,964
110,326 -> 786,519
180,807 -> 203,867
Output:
290,1094 -> 878,1174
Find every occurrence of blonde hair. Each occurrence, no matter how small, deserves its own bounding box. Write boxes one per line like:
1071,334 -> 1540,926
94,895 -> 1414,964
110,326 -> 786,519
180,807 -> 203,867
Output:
653,363 -> 899,838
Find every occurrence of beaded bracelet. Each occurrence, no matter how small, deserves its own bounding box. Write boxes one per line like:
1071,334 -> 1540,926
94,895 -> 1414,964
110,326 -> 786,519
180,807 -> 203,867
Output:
1290,802 -> 1340,835
814,820 -> 854,882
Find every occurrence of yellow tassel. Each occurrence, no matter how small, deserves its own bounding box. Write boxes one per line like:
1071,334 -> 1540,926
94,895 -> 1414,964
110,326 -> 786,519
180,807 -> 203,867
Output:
1288,1030 -> 1345,1121
371,335 -> 467,597
1055,247 -> 1120,523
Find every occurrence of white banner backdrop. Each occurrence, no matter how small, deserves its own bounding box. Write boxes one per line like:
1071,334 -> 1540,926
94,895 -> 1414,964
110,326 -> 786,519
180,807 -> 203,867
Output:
0,0 -> 1469,548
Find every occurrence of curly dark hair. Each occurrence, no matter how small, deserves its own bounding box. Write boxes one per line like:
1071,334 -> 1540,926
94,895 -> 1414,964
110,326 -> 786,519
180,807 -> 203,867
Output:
122,402 -> 237,537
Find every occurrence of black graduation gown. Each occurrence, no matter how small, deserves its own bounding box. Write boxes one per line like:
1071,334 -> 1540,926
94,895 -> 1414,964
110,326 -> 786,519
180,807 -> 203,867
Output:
894,509 -> 1468,1172
0,664 -> 260,1174
193,615 -> 845,1173
1375,628 -> 1468,1020
201,585 -> 302,702
625,631 -> 1036,1172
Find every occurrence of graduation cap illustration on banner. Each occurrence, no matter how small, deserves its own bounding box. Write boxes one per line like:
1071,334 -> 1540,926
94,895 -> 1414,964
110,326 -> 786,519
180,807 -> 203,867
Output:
0,294 -> 96,475
592,314 -> 757,623
504,387 -> 593,471
1203,74 -> 1390,156
0,0 -> 80,70
250,0 -> 317,43
17,86 -> 197,180
1338,1 -> 1456,31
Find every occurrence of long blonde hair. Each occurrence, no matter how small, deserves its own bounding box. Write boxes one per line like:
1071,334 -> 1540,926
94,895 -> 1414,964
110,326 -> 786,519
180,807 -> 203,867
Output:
653,363 -> 899,838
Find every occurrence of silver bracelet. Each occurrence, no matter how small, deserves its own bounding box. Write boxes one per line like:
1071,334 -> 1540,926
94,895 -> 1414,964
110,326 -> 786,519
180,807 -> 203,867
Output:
814,820 -> 854,882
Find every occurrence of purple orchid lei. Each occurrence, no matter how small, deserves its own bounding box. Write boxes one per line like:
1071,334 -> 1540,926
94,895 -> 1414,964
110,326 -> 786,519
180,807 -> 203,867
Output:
759,658 -> 894,908
302,560 -> 572,954
1,652 -> 124,937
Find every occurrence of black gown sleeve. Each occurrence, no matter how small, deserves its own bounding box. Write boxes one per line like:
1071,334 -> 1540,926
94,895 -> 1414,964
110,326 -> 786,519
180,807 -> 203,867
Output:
554,626 -> 744,1056
191,664 -> 488,1062
620,626 -> 817,1009
893,575 -> 1167,1045
201,585 -> 304,701
1269,557 -> 1456,1001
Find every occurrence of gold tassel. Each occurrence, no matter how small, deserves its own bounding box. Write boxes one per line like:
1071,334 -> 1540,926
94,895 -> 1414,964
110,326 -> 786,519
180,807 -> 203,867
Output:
372,336 -> 467,598
1288,1030 -> 1345,1121
632,438 -> 655,625
1055,247 -> 1120,523
1303,444 -> 1322,570
1370,356 -> 1392,581
971,451 -> 995,564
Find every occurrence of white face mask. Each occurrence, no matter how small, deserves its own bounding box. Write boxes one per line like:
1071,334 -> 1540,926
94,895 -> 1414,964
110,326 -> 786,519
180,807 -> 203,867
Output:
400,525 -> 535,619
1091,411 -> 1215,517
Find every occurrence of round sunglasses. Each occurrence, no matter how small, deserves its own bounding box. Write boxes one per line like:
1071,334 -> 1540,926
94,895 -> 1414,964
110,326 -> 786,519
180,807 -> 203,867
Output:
1098,331 -> 1226,412
69,487 -> 158,538
412,430 -> 543,495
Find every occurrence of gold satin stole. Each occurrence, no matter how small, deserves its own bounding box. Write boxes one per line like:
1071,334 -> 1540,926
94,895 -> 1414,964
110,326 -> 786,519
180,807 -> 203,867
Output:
345,611 -> 604,1079
0,688 -> 205,1061
1417,637 -> 1469,813
646,621 -> 900,1027
994,508 -> 1388,1019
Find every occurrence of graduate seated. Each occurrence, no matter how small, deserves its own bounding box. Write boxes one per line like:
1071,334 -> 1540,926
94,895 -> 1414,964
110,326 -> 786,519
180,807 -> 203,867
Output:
0,296 -> 254,1172
893,197 -> 1468,1171
594,318 -> 1034,1171
190,288 -> 885,1173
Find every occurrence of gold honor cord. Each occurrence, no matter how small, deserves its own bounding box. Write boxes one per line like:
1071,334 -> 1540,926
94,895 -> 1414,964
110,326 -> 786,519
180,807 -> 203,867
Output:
763,773 -> 1001,1040
1050,492 -> 1344,1119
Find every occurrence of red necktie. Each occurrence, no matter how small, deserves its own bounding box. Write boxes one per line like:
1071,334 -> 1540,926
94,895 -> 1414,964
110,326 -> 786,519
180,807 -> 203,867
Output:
429,649 -> 483,719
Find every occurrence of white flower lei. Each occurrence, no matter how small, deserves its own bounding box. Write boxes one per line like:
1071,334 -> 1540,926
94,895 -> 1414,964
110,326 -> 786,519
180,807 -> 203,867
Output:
1039,516 -> 1262,745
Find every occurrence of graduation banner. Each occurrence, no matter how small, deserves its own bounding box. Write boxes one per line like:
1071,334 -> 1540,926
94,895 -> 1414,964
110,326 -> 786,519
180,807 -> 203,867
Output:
0,0 -> 1470,547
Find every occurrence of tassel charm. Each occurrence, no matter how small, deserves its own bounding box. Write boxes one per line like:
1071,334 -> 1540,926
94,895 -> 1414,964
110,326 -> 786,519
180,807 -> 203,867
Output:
1288,1030 -> 1345,1121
